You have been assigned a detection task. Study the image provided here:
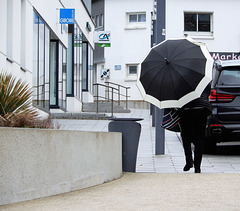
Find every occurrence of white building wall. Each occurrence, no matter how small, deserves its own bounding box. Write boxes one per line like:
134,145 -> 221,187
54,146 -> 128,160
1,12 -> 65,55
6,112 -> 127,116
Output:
102,0 -> 154,101
0,0 -> 95,114
166,0 -> 240,53
0,0 -> 7,71
29,0 -> 68,47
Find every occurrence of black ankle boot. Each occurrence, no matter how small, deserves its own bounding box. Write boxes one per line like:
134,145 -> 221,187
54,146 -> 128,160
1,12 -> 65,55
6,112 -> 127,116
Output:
195,168 -> 201,173
183,162 -> 193,171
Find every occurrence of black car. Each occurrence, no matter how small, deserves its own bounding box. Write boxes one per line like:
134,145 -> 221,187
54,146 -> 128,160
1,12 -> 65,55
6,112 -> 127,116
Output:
205,59 -> 240,152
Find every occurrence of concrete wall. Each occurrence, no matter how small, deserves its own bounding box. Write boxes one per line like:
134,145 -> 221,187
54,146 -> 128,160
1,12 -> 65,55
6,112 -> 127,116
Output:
0,128 -> 122,206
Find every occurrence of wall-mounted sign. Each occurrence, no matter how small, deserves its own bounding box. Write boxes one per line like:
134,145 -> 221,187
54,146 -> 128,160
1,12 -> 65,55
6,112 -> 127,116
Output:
86,22 -> 92,32
101,69 -> 110,78
210,52 -> 240,60
59,9 -> 75,24
95,31 -> 111,47
114,65 -> 121,70
98,43 -> 111,47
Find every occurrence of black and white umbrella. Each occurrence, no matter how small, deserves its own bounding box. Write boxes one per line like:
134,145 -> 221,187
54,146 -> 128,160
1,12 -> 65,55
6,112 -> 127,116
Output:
137,37 -> 213,109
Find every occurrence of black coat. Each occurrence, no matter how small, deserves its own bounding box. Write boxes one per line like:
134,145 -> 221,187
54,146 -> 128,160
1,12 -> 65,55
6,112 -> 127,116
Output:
181,83 -> 212,115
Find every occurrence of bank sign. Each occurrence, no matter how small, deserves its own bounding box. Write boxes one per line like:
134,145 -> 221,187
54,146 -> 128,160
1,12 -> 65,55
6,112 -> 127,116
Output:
210,52 -> 240,60
96,31 -> 111,47
59,9 -> 75,24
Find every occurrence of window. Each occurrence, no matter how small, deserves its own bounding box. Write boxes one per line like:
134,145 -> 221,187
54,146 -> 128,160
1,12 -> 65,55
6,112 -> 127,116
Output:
125,64 -> 139,81
94,14 -> 104,29
129,13 -> 146,23
82,43 -> 94,93
218,69 -> 240,85
67,23 -> 83,100
129,65 -> 138,74
125,12 -> 146,30
184,12 -> 213,36
33,12 -> 50,110
34,11 -> 66,111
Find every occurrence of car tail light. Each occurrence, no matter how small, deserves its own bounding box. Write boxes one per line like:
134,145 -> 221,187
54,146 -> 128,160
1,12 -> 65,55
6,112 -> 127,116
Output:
209,89 -> 236,102
209,124 -> 223,127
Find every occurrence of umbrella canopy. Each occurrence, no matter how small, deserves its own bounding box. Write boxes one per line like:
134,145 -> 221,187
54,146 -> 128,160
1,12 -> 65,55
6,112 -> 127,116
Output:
137,37 -> 214,109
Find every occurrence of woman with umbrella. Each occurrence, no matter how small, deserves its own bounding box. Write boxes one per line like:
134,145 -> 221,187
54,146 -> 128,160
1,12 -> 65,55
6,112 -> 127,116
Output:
138,37 -> 214,173
179,83 -> 212,173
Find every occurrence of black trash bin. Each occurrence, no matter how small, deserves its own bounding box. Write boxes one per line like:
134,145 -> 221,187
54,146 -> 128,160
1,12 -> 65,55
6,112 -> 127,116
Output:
108,118 -> 143,172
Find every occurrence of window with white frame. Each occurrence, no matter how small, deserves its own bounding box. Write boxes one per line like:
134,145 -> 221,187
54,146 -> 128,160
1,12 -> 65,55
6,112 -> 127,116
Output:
125,64 -> 138,81
126,12 -> 146,29
128,65 -> 138,74
184,12 -> 213,37
129,13 -> 146,23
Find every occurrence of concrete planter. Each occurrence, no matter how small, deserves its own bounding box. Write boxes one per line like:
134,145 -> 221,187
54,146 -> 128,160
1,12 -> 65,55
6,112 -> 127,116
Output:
0,127 -> 122,206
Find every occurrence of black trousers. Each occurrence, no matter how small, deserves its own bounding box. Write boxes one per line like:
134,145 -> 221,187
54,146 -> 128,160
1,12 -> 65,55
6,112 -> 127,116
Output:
179,109 -> 208,168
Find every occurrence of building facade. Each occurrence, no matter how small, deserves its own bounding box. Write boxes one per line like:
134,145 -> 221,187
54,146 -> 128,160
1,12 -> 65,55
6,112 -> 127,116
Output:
92,0 -> 154,103
165,0 -> 240,60
92,0 -> 240,104
0,0 -> 95,115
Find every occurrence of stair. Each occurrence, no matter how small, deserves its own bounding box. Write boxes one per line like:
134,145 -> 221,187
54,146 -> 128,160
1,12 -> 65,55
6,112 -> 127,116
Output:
51,112 -> 110,120
82,102 -> 131,113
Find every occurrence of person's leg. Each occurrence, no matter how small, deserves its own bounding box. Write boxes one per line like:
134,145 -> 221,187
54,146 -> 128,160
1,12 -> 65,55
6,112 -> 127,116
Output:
192,109 -> 208,173
180,110 -> 194,171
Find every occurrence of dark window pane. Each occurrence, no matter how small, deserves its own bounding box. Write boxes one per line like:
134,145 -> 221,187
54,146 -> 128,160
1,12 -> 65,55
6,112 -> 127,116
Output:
198,14 -> 210,31
184,13 -> 197,31
129,14 -> 137,22
129,66 -> 137,74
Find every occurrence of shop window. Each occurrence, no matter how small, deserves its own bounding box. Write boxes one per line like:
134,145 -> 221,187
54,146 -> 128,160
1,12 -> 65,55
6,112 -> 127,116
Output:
82,43 -> 94,93
33,11 -> 66,111
82,42 -> 87,91
67,23 -> 83,100
49,41 -> 67,110
33,12 -> 50,110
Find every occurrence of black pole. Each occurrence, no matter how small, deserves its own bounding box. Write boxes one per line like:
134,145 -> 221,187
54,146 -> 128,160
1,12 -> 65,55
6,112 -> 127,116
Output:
155,107 -> 165,155
154,0 -> 166,155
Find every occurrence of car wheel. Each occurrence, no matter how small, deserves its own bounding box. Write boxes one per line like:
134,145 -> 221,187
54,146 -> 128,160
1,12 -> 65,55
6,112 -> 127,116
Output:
203,138 -> 217,154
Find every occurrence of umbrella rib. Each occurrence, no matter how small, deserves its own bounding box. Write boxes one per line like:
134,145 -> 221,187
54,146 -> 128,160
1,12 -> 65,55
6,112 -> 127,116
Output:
171,58 -> 207,74
144,65 -> 167,94
140,61 -> 165,78
170,64 -> 203,91
171,45 -> 199,60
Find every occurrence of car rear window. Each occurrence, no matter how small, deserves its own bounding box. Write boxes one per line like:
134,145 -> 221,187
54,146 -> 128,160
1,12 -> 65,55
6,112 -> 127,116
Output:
218,69 -> 240,85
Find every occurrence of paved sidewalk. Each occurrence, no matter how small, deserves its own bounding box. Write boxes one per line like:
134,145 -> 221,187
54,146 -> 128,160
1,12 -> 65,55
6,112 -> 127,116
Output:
54,109 -> 186,173
54,109 -> 240,174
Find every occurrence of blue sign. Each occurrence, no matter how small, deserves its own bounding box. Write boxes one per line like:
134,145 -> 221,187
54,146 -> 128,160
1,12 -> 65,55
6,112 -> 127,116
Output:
59,9 -> 75,24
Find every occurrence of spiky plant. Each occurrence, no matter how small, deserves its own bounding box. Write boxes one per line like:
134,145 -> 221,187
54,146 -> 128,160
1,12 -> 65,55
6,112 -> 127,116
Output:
0,72 -> 38,125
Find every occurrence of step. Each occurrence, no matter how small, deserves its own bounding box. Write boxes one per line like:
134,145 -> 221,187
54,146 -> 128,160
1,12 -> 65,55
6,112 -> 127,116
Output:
82,102 -> 131,113
51,112 -> 111,120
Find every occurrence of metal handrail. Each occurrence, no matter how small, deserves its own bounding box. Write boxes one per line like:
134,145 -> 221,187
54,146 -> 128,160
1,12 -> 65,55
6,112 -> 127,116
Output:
93,82 -> 130,117
104,82 -> 130,109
